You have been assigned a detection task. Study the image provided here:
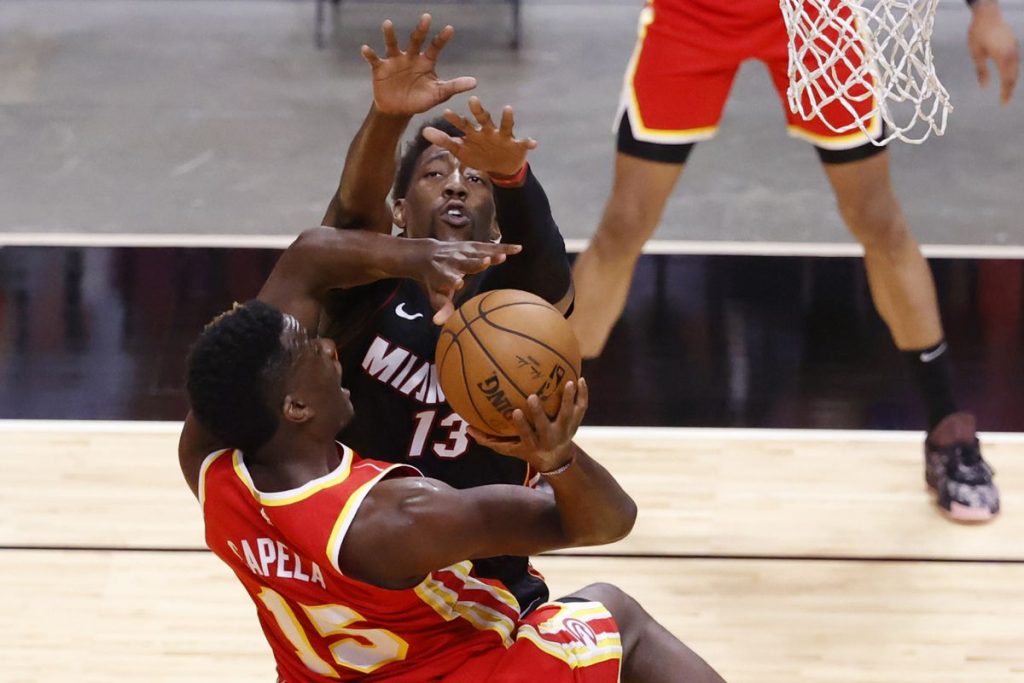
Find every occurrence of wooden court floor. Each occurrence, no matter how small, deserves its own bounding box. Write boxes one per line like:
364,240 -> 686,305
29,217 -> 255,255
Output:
2,423 -> 1023,682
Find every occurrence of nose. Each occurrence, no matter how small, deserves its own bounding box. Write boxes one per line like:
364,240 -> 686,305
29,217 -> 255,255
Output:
443,169 -> 468,199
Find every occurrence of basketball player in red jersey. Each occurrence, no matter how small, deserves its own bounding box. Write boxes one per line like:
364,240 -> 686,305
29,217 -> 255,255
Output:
305,16 -> 577,612
177,247 -> 726,681
570,0 -> 1019,522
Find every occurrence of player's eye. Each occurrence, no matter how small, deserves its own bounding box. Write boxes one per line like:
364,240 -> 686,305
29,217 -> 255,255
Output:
467,174 -> 484,184
424,170 -> 444,179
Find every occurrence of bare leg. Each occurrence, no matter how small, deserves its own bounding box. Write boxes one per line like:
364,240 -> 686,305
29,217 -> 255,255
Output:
569,583 -> 726,683
570,153 -> 685,358
821,151 -> 943,350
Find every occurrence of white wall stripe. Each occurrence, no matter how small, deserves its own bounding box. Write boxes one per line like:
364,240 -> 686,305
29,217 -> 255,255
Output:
3,233 -> 1024,259
3,420 -> 1024,443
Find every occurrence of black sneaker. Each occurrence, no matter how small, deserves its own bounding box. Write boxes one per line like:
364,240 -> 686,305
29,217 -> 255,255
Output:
925,412 -> 999,523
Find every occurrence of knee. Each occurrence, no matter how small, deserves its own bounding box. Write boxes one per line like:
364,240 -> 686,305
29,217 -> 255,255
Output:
592,198 -> 660,256
837,192 -> 911,254
573,582 -> 645,649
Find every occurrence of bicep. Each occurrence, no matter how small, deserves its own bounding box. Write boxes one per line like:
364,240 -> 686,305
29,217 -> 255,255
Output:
340,478 -> 565,589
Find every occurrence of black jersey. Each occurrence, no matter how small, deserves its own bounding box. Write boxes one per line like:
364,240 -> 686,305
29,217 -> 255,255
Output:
320,168 -> 570,615
330,277 -> 532,489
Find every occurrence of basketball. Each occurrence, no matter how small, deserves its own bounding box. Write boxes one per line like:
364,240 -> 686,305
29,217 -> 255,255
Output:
436,289 -> 582,436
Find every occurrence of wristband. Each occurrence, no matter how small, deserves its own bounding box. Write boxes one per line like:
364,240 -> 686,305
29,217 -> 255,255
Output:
490,162 -> 529,188
539,453 -> 575,477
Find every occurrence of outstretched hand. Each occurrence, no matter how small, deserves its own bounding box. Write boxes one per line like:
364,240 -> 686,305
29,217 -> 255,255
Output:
469,379 -> 588,473
422,97 -> 538,178
967,2 -> 1020,105
361,14 -> 478,116
420,240 -> 522,325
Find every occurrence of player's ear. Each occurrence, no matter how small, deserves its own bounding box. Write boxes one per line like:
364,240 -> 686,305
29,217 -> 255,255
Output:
282,395 -> 314,424
392,199 -> 406,230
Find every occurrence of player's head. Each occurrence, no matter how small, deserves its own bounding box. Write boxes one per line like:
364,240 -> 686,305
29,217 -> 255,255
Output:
186,300 -> 353,455
392,117 -> 499,244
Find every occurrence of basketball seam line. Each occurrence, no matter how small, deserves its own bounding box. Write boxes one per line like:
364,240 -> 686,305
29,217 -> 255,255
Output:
476,305 -> 580,386
460,296 -> 533,408
454,305 -> 502,433
452,298 -> 555,339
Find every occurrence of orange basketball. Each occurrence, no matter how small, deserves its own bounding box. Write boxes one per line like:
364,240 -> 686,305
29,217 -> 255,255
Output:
436,289 -> 581,436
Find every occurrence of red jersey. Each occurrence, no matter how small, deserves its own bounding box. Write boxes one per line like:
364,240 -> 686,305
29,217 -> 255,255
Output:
200,445 -> 528,682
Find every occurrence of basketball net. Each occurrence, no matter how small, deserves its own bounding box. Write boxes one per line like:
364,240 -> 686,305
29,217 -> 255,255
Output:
780,0 -> 952,144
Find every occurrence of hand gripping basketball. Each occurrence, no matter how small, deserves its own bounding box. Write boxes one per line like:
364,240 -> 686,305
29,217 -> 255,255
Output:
435,289 -> 582,436
469,379 -> 588,473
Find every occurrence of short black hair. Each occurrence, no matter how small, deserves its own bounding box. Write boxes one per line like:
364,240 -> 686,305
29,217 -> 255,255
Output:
392,117 -> 465,201
186,300 -> 293,453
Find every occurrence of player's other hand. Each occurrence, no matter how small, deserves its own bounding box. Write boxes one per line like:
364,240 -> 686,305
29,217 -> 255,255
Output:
422,97 -> 538,179
469,379 -> 588,472
361,14 -> 478,116
967,1 -> 1020,104
419,240 -> 522,325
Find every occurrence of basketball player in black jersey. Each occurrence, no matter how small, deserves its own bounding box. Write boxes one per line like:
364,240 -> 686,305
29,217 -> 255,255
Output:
285,16 -> 573,614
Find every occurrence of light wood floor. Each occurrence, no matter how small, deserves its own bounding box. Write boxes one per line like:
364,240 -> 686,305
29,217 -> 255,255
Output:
2,423 -> 1023,682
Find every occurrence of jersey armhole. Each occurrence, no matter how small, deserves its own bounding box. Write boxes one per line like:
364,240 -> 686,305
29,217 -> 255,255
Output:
197,448 -> 233,509
324,462 -> 420,577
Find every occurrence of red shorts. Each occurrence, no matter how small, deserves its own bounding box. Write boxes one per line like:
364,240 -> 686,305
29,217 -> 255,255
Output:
616,0 -> 881,150
444,600 -> 622,682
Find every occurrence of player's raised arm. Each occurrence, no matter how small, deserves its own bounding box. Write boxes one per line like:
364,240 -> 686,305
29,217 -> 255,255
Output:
256,227 -> 521,330
339,379 -> 638,589
322,15 -> 477,232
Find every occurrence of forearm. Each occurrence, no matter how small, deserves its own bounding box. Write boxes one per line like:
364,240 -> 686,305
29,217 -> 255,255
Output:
487,167 -> 572,307
322,104 -> 410,231
543,443 -> 637,547
285,227 -> 427,292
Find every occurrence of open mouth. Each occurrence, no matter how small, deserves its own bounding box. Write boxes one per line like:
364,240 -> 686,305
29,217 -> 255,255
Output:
439,202 -> 471,228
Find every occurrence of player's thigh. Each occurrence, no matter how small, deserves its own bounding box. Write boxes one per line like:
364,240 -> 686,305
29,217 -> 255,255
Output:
562,583 -> 645,657
621,8 -> 740,144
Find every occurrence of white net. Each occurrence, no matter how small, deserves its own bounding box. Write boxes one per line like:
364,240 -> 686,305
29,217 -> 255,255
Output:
780,0 -> 952,145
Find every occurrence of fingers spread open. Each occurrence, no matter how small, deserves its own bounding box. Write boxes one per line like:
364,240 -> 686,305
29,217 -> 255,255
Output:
422,126 -> 461,154
381,19 -> 400,57
441,109 -> 473,134
499,106 -> 515,136
424,24 -> 455,61
437,77 -> 478,101
361,45 -> 382,68
407,14 -> 431,53
468,96 -> 494,129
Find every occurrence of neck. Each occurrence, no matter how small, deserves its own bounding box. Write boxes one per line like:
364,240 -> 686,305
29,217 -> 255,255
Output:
248,428 -> 341,493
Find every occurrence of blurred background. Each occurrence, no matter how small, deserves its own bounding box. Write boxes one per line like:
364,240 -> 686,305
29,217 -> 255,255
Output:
2,0 -> 1022,244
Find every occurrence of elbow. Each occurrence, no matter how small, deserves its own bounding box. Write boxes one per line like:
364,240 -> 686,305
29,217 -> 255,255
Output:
572,497 -> 638,547
608,498 -> 638,544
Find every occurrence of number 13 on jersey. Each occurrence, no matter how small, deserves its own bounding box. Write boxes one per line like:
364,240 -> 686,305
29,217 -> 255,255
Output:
408,410 -> 470,459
